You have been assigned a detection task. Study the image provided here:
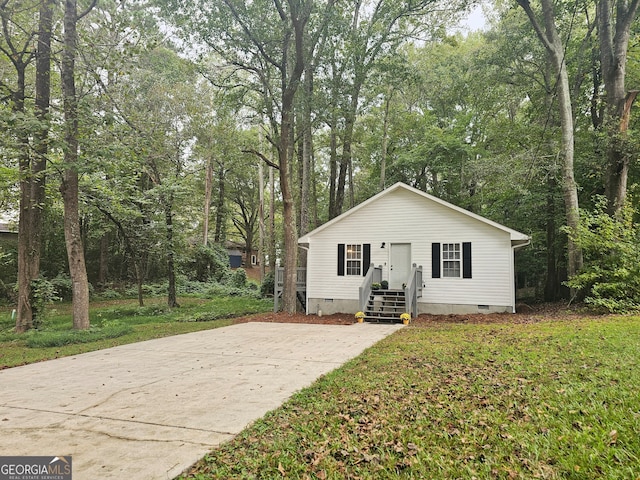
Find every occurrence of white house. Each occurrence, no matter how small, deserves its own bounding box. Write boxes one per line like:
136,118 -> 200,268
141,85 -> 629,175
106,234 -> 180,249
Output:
296,182 -> 530,318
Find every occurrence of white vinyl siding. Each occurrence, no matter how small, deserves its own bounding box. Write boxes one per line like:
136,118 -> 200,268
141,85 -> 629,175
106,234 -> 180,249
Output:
303,186 -> 519,309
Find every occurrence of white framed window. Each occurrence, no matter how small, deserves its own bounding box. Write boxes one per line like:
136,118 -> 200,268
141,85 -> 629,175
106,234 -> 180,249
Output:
442,243 -> 461,278
346,244 -> 362,276
251,254 -> 257,265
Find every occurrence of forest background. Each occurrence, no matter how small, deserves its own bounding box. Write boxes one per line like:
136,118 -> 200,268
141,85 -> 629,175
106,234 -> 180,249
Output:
1,0 -> 640,331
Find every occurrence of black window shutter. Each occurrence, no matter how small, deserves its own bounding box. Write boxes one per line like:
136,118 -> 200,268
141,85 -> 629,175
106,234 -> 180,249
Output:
362,244 -> 371,276
462,242 -> 472,278
337,244 -> 345,276
431,243 -> 441,278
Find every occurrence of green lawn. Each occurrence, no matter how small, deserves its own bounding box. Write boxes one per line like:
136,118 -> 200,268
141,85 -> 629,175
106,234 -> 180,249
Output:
179,316 -> 640,479
0,296 -> 272,369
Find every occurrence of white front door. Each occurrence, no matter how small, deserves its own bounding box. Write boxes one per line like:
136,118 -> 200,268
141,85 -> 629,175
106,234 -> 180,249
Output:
389,243 -> 411,289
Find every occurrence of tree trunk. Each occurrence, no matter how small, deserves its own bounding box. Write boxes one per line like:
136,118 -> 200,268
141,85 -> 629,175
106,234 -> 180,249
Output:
15,63 -> 33,332
136,265 -> 144,307
258,160 -> 266,280
245,227 -> 254,269
214,160 -> 226,243
517,0 -> 583,281
279,0 -> 309,314
98,231 -> 109,284
280,78 -> 300,313
31,0 -> 53,289
597,0 -> 640,214
203,157 -> 213,245
298,66 -> 313,268
62,0 -> 90,330
544,176 -> 558,301
269,165 -> 276,271
279,108 -> 299,313
555,57 -> 583,280
335,82 -> 362,217
379,90 -> 392,191
328,121 -> 339,219
14,0 -> 51,331
165,201 -> 179,308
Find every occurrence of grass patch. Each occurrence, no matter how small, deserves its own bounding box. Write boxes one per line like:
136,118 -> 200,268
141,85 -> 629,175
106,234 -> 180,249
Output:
179,316 -> 640,479
24,322 -> 134,348
0,296 -> 271,369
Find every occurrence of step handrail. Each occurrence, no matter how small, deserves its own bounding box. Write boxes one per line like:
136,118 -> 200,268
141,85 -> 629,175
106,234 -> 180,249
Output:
404,264 -> 423,318
359,264 -> 382,312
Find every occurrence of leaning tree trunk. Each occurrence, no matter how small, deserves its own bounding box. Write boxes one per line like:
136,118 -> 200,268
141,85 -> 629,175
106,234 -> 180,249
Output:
517,0 -> 583,282
61,0 -> 90,330
14,0 -> 51,331
20,0 -> 53,329
15,63 -> 34,333
555,54 -> 583,280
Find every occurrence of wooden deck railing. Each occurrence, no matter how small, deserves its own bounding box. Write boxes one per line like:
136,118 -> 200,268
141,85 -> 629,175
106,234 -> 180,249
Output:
274,267 -> 307,312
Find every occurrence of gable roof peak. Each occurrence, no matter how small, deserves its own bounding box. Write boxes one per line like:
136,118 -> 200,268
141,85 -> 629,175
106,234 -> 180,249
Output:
299,182 -> 529,244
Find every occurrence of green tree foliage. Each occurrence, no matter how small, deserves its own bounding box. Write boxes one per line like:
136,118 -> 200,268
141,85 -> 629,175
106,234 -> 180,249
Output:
566,196 -> 640,312
182,244 -> 230,283
2,0 -> 640,312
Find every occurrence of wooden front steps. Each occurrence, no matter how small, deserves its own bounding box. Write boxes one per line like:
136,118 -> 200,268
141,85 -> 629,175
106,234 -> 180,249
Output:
364,290 -> 406,323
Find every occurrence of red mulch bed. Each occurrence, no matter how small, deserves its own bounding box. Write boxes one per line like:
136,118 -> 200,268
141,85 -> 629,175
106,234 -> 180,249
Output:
233,303 -> 599,326
233,312 -> 356,325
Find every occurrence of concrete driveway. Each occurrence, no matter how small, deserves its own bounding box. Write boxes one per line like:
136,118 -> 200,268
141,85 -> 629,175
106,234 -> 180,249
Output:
0,321 -> 402,479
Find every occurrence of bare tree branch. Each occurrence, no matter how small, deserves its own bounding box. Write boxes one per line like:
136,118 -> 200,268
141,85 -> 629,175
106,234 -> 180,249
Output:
242,148 -> 280,170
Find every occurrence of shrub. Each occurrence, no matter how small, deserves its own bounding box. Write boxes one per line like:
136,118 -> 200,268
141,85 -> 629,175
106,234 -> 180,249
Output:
94,288 -> 122,300
182,243 -> 230,282
30,277 -> 60,329
566,196 -> 640,313
49,274 -> 73,301
229,268 -> 247,288
260,271 -> 275,297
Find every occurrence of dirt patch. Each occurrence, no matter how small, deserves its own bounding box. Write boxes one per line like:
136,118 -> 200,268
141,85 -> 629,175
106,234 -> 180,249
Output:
233,303 -> 597,326
233,312 -> 356,325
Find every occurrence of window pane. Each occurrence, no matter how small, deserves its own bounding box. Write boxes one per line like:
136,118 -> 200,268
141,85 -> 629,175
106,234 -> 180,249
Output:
443,261 -> 460,277
346,244 -> 361,260
443,243 -> 460,260
442,243 -> 461,277
346,244 -> 361,275
346,260 -> 361,276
